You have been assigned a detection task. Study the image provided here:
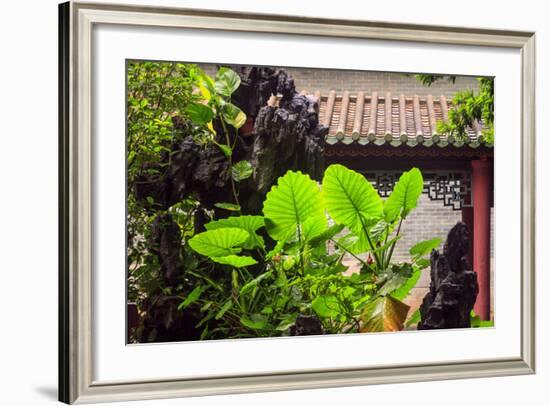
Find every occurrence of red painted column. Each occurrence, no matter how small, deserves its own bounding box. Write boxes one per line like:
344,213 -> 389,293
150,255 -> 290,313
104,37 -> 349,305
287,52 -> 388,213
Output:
472,159 -> 492,320
461,207 -> 474,267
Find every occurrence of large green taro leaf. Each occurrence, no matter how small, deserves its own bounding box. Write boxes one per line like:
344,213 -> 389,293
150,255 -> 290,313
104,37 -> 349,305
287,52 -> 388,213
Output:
384,167 -> 423,222
205,215 -> 265,249
188,227 -> 248,258
322,164 -> 383,252
263,170 -> 326,242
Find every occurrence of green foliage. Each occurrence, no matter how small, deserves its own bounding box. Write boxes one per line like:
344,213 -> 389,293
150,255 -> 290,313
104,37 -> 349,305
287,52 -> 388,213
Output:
205,215 -> 264,249
263,170 -> 326,242
409,237 -> 442,259
413,74 -> 456,86
222,103 -> 247,129
188,227 -> 257,268
231,160 -> 253,182
188,166 -> 437,337
384,167 -> 423,221
178,286 -> 204,310
214,67 -> 241,97
415,74 -> 494,145
214,202 -> 241,212
127,64 -> 249,319
470,311 -> 495,328
184,102 -> 214,125
322,164 -> 383,253
127,61 -> 442,340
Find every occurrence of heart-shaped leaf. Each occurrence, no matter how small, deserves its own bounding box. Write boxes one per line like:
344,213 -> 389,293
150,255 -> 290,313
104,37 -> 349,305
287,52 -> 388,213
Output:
263,170 -> 326,242
188,227 -> 248,258
185,102 -> 214,125
215,67 -> 241,97
322,164 -> 383,251
384,167 -> 423,222
232,160 -> 253,182
205,215 -> 265,249
223,103 -> 247,129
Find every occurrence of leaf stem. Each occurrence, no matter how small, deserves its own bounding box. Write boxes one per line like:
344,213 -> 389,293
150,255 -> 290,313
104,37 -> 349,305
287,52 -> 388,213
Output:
358,215 -> 382,269
218,113 -> 240,207
385,218 -> 403,269
329,238 -> 368,267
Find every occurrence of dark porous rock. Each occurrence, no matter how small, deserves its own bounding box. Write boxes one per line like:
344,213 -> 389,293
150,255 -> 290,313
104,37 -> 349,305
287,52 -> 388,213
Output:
150,213 -> 182,286
251,74 -> 327,195
139,295 -> 202,343
418,222 -> 479,330
134,66 -> 327,217
289,315 -> 325,336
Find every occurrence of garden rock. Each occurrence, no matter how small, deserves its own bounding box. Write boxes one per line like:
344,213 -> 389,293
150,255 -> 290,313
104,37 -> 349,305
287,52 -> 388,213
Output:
289,315 -> 325,336
418,222 -> 479,330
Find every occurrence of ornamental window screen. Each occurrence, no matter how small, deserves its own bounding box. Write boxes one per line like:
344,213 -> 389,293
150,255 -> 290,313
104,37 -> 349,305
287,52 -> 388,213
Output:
362,171 -> 472,210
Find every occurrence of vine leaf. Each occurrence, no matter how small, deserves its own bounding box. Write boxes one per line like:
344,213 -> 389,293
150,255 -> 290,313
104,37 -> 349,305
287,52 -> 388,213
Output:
184,102 -> 214,125
384,167 -> 423,222
213,141 -> 232,157
214,67 -> 241,97
232,160 -> 253,182
223,103 -> 247,129
263,170 -> 326,242
360,296 -> 410,332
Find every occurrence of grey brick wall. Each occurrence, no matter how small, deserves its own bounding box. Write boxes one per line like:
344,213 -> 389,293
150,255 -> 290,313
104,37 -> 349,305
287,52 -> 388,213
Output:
285,67 -> 479,98
199,63 -> 480,98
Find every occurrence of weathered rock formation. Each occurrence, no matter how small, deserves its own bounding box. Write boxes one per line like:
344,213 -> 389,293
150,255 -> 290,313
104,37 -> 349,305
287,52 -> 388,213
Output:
134,66 -> 328,342
290,315 -> 325,336
418,222 -> 479,330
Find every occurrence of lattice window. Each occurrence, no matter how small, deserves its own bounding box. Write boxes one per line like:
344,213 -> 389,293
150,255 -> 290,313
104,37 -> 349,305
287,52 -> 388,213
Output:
361,170 -> 472,211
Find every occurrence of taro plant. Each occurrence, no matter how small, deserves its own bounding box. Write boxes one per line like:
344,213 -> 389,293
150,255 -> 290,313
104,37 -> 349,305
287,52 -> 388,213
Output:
185,165 -> 441,338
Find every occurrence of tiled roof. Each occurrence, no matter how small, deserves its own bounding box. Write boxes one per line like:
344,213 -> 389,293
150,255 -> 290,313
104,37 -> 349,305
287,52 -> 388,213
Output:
308,91 -> 490,148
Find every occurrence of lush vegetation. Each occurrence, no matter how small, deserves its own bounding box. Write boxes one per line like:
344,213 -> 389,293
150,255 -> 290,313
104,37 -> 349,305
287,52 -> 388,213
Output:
186,165 -> 439,338
127,61 -> 248,304
127,62 -> 441,341
414,74 -> 494,145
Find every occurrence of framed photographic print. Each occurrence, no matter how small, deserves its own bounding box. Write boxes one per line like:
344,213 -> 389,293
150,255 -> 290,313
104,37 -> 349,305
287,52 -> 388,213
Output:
59,1 -> 536,404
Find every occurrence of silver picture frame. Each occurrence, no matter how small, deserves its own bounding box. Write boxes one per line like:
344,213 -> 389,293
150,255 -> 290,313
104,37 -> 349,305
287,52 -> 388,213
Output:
59,1 -> 536,403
